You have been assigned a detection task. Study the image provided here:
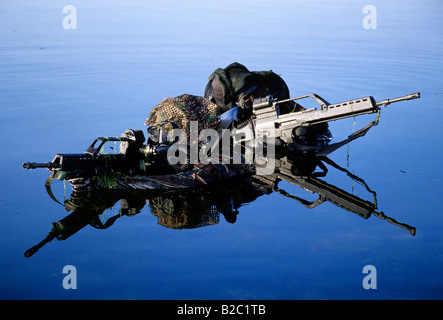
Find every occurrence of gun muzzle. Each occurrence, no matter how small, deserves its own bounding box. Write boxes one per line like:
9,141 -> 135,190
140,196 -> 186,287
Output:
404,92 -> 421,100
376,92 -> 420,107
22,162 -> 57,170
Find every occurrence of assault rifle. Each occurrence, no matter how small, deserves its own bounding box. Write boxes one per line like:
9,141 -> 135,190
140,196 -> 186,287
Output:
22,129 -> 170,191
232,92 -> 420,155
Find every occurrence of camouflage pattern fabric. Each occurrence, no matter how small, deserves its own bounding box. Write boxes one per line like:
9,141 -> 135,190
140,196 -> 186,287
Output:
206,62 -> 303,114
145,94 -> 221,136
115,163 -> 251,190
148,193 -> 220,229
68,162 -> 252,192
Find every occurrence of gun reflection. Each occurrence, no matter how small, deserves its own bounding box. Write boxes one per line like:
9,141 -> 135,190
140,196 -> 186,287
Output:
254,155 -> 415,235
24,155 -> 415,258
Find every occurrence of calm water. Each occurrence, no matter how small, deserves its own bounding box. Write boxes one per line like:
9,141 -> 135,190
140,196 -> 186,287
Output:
1,0 -> 442,300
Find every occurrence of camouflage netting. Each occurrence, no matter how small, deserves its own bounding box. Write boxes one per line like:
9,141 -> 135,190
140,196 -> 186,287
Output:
145,94 -> 221,135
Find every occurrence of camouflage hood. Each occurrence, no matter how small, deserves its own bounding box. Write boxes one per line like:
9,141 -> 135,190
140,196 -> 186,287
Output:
145,94 -> 221,135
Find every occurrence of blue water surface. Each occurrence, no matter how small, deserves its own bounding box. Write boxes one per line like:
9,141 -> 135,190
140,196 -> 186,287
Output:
0,0 -> 442,299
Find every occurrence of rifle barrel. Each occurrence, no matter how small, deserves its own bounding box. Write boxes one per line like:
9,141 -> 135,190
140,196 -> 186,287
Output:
376,92 -> 420,107
22,162 -> 57,170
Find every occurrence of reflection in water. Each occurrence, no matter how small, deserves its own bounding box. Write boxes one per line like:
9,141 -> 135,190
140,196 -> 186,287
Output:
24,154 -> 415,258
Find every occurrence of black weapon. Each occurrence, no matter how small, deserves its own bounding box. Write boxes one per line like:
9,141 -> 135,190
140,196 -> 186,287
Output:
22,129 -> 171,188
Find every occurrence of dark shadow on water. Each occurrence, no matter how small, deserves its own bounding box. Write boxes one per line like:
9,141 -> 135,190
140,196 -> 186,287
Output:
24,154 -> 416,258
